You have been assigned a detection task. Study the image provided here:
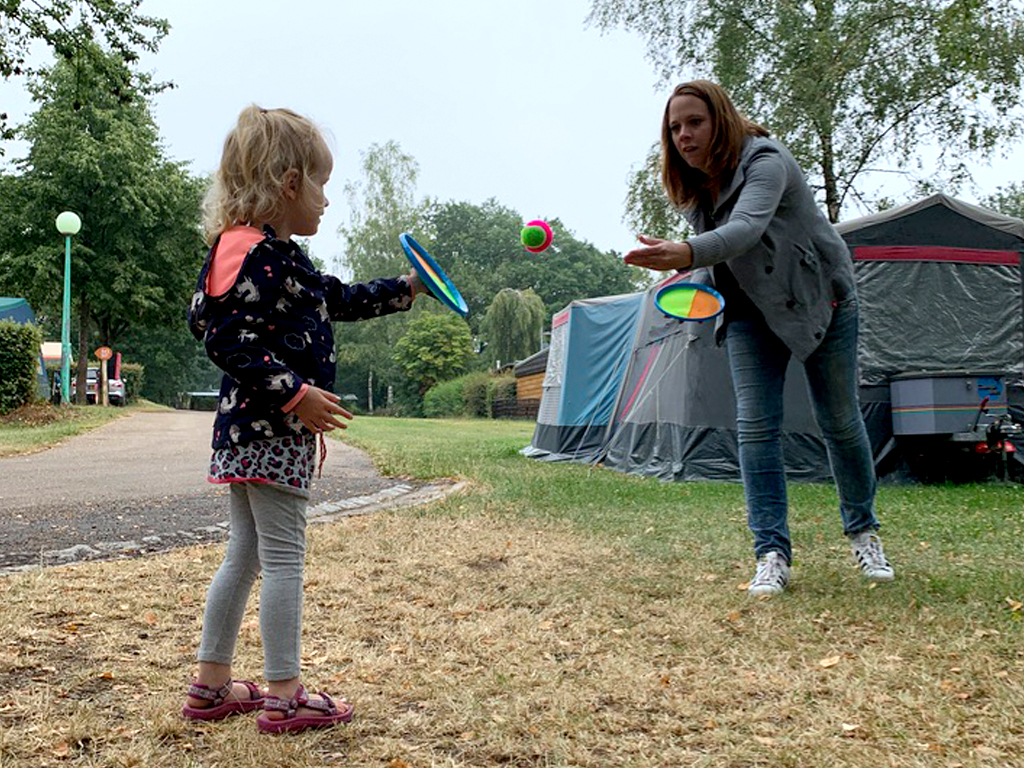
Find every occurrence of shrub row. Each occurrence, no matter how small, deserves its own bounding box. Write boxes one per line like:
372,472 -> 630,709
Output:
423,372 -> 517,418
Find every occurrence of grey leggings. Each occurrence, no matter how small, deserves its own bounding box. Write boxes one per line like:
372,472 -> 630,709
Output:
198,482 -> 307,681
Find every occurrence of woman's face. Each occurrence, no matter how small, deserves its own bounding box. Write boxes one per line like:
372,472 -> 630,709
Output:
668,94 -> 713,173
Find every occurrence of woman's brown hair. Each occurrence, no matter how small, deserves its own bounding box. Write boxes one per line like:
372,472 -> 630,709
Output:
660,80 -> 768,209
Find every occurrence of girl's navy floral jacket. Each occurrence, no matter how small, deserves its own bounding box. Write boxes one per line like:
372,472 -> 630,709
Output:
187,225 -> 414,449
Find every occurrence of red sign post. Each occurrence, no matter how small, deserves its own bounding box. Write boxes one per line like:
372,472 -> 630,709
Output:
95,347 -> 112,405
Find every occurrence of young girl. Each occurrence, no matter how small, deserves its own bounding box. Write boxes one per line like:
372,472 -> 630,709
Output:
181,105 -> 424,733
624,81 -> 893,596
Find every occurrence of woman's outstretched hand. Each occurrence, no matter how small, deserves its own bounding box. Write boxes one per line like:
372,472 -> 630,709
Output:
293,386 -> 354,433
623,235 -> 694,271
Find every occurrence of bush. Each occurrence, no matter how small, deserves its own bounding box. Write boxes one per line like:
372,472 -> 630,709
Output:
462,371 -> 495,417
120,362 -> 145,403
422,372 -> 519,418
0,320 -> 43,414
423,378 -> 466,418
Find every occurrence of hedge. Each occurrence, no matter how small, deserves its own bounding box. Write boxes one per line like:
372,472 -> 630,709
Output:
0,320 -> 43,414
422,372 -> 518,419
120,362 -> 145,404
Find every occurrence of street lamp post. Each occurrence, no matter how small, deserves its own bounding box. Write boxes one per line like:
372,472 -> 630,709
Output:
55,211 -> 81,405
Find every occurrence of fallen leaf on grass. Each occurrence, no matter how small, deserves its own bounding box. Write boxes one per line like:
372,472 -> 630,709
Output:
1004,597 -> 1022,612
841,723 -> 860,732
818,655 -> 842,668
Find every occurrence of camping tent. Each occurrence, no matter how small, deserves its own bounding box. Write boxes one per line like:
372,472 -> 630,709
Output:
524,194 -> 1024,482
0,297 -> 51,398
522,291 -> 645,462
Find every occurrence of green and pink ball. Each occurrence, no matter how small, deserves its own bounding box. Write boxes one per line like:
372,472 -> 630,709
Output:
520,219 -> 553,253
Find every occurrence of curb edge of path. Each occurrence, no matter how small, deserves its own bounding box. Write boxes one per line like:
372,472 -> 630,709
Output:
1,479 -> 468,577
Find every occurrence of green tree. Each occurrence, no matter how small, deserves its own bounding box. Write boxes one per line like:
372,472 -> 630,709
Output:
0,0 -> 170,151
427,199 -> 643,321
393,313 -> 474,396
335,140 -> 434,411
480,288 -> 547,366
589,0 -> 1024,223
983,182 -> 1024,219
0,47 -> 204,402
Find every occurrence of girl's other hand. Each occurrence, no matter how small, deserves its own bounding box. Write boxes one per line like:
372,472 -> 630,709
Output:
293,386 -> 354,433
623,235 -> 694,271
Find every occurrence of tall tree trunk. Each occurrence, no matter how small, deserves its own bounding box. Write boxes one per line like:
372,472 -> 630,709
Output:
75,298 -> 90,404
820,132 -> 840,223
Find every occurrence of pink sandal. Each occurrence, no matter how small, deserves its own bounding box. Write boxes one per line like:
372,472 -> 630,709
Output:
181,679 -> 264,721
256,684 -> 354,734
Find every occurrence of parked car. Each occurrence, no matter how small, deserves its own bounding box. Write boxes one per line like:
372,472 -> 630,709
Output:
71,367 -> 126,405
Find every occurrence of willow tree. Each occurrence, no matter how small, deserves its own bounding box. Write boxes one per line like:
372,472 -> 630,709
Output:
480,287 -> 547,366
589,0 -> 1024,223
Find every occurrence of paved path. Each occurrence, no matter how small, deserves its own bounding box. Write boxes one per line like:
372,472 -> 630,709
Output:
0,410 -> 457,574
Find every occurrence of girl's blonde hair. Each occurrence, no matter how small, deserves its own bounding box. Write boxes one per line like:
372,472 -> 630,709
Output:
660,80 -> 769,210
202,105 -> 332,245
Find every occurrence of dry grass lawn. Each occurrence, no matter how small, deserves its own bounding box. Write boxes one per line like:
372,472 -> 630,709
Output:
2,499 -> 1022,767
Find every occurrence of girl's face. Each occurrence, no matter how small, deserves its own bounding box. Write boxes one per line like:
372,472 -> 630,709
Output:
279,158 -> 332,240
668,94 -> 713,173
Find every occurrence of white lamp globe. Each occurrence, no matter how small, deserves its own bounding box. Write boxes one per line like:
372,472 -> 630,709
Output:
56,211 -> 82,235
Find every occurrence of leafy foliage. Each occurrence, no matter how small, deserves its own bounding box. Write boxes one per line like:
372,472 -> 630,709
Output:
0,318 -> 41,413
588,0 -> 1024,224
422,376 -> 468,418
426,199 -> 643,322
480,288 -> 546,366
0,0 -> 170,151
335,143 -> 644,411
393,313 -> 474,396
0,47 -> 205,401
334,141 -> 433,409
982,182 -> 1024,219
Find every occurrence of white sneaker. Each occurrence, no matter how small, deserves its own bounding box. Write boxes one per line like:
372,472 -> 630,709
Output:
849,531 -> 895,581
748,552 -> 790,596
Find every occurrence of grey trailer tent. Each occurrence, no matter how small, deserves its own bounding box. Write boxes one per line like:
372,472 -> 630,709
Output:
837,194 -> 1024,479
524,195 -> 1023,483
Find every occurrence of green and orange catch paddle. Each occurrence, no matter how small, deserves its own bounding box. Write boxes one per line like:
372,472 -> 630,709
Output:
654,282 -> 725,322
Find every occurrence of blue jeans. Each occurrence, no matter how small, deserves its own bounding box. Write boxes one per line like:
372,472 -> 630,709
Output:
198,482 -> 307,681
725,298 -> 878,564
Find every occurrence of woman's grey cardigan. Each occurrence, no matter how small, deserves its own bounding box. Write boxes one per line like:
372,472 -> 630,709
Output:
685,135 -> 857,362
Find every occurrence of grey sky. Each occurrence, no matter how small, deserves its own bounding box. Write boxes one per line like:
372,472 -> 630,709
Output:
3,0 -> 1022,271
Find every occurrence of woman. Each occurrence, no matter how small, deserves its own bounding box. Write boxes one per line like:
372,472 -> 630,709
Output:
624,80 -> 893,596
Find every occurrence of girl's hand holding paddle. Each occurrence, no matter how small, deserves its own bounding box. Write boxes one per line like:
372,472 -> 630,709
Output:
406,269 -> 427,299
624,235 -> 694,271
293,385 -> 354,433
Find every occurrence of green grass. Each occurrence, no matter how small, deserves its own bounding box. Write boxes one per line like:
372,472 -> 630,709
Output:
341,416 -> 1024,623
